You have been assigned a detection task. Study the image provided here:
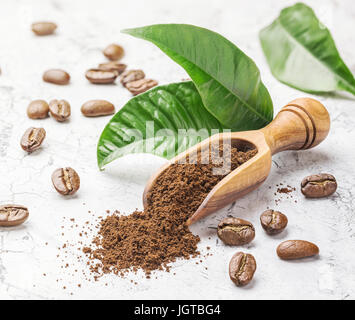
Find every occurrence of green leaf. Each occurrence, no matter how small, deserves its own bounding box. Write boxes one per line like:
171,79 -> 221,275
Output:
97,81 -> 226,169
260,2 -> 355,96
122,24 -> 273,131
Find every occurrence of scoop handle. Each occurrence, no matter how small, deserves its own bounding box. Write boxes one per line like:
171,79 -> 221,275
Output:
261,98 -> 330,155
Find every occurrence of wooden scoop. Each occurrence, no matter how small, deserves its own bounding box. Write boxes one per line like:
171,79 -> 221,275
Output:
143,98 -> 330,225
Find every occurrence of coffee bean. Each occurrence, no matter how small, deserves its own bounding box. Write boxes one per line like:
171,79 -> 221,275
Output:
126,79 -> 158,96
85,69 -> 118,84
217,217 -> 255,246
27,100 -> 49,119
31,22 -> 57,36
103,44 -> 124,61
120,70 -> 145,87
20,127 -> 46,153
49,99 -> 71,122
0,205 -> 29,227
277,240 -> 319,260
98,62 -> 127,74
301,173 -> 337,198
51,167 -> 80,196
260,209 -> 288,235
43,69 -> 70,85
229,252 -> 256,287
81,100 -> 115,117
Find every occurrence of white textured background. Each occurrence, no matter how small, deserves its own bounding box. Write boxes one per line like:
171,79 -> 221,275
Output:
0,0 -> 354,300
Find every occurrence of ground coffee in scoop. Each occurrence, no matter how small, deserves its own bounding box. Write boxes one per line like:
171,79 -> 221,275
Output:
84,144 -> 257,277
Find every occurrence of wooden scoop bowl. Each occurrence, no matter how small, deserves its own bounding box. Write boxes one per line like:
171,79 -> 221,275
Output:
143,98 -> 330,225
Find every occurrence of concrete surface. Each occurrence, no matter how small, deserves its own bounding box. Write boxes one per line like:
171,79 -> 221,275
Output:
0,0 -> 354,299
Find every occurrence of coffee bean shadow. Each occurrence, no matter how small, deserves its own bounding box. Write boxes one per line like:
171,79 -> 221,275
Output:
279,255 -> 321,264
57,193 -> 80,200
32,33 -> 59,39
302,193 -> 338,202
90,83 -> 117,87
243,242 -> 256,250
266,229 -> 289,240
22,147 -> 46,157
237,278 -> 257,290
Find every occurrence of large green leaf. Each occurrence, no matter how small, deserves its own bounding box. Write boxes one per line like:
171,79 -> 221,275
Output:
260,2 -> 355,95
122,24 -> 273,131
97,81 -> 226,169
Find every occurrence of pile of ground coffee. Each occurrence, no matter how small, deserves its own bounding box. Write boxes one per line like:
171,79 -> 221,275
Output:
84,144 -> 257,277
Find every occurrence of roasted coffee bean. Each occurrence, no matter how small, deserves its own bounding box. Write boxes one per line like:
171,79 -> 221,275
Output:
43,69 -> 70,85
126,79 -> 158,96
20,127 -> 46,153
49,99 -> 71,122
217,217 -> 255,246
51,167 -> 80,195
27,100 -> 49,119
31,22 -> 57,36
120,69 -> 145,87
85,69 -> 118,84
81,100 -> 115,117
301,173 -> 337,198
103,44 -> 124,61
0,205 -> 29,227
260,209 -> 288,235
98,62 -> 127,74
229,252 -> 256,287
277,240 -> 319,260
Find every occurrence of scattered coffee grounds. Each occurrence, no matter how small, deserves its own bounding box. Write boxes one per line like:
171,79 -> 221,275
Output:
84,144 -> 257,277
277,185 -> 295,194
273,184 -> 297,205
